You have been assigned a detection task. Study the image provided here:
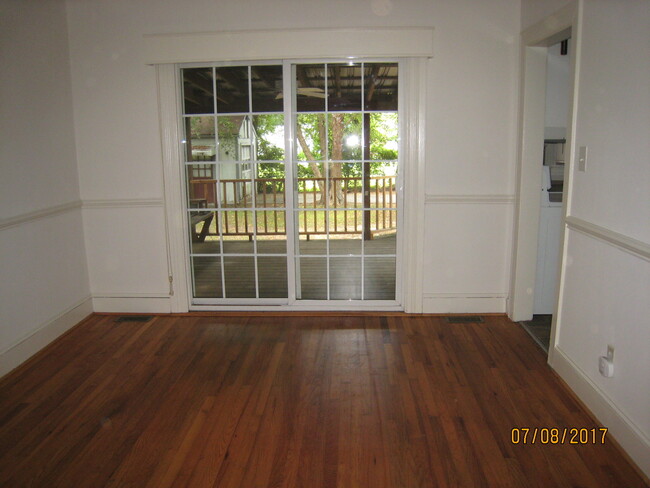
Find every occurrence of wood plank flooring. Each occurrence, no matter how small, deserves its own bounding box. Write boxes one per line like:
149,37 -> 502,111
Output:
0,314 -> 647,487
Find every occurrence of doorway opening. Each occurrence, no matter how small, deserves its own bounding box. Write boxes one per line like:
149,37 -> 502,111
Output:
520,39 -> 571,351
508,3 -> 578,359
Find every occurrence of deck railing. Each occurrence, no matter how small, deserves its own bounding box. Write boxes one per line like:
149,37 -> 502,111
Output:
189,176 -> 397,238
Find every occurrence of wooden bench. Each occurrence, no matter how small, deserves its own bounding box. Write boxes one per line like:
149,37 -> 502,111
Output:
190,211 -> 214,242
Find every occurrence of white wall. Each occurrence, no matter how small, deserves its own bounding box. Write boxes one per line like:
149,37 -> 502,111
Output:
544,41 -> 570,138
528,0 -> 650,475
520,0 -> 572,31
0,0 -> 91,376
422,1 -> 519,312
568,1 -> 650,243
65,0 -> 521,313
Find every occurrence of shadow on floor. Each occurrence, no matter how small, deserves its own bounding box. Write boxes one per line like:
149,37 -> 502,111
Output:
519,314 -> 552,352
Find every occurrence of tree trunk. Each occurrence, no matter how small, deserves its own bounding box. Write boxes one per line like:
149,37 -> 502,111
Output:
317,115 -> 328,205
329,114 -> 345,206
296,121 -> 326,205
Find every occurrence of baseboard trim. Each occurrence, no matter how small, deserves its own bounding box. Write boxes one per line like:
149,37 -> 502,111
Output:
422,293 -> 507,313
92,296 -> 172,313
0,296 -> 93,378
550,346 -> 650,477
93,292 -> 171,298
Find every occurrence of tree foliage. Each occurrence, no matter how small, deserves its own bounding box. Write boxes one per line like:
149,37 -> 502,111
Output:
252,111 -> 398,204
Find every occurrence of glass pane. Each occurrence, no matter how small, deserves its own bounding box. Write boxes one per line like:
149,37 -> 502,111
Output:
190,235 -> 220,255
369,166 -> 397,210
298,257 -> 327,299
217,116 -> 256,162
188,210 -> 216,245
364,63 -> 398,111
329,164 -> 362,209
186,166 -> 217,208
370,113 -> 399,160
258,256 -> 288,298
328,211 -> 362,255
216,164 -> 253,208
298,234 -> 326,256
251,65 -> 283,112
328,234 -> 362,256
340,163 -> 363,208
370,160 -> 398,178
255,164 -> 285,208
327,63 -> 362,111
296,113 -> 326,161
253,115 -> 285,161
364,231 -> 397,255
256,210 -> 285,240
224,256 -> 256,298
220,211 -> 254,252
294,162 -> 326,208
328,113 -> 362,160
296,210 -> 326,240
364,257 -> 396,300
183,68 -> 214,114
183,117 -> 216,162
367,206 -> 397,238
296,163 -> 326,208
329,257 -> 361,300
215,66 -> 249,113
192,256 -> 222,298
296,64 -> 326,112
257,236 -> 286,254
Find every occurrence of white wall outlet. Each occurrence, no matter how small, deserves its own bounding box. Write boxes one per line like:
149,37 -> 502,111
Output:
599,345 -> 614,378
599,356 -> 614,377
578,145 -> 588,172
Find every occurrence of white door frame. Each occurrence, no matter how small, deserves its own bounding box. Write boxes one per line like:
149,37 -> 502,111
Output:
156,58 -> 428,312
157,64 -> 191,313
508,2 -> 579,350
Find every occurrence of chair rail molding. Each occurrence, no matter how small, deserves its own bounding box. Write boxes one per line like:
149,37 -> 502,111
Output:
425,194 -> 515,205
565,216 -> 650,262
0,200 -> 82,231
82,198 -> 164,209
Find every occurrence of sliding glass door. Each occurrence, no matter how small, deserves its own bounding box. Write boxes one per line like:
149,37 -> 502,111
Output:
181,60 -> 400,307
292,63 -> 399,301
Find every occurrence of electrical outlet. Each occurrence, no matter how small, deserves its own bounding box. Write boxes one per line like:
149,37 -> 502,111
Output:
599,356 -> 614,377
599,345 -> 615,378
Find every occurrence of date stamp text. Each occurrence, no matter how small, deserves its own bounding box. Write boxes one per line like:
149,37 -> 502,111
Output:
511,427 -> 607,445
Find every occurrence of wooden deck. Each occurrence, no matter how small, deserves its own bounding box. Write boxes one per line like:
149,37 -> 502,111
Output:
0,314 -> 646,487
192,234 -> 396,300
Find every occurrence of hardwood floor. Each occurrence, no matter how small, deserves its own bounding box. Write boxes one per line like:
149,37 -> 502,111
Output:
0,314 -> 646,487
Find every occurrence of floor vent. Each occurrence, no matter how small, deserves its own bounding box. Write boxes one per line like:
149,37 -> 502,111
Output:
114,315 -> 153,323
446,316 -> 484,324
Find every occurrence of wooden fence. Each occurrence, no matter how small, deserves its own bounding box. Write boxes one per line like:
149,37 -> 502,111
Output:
189,176 -> 397,239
